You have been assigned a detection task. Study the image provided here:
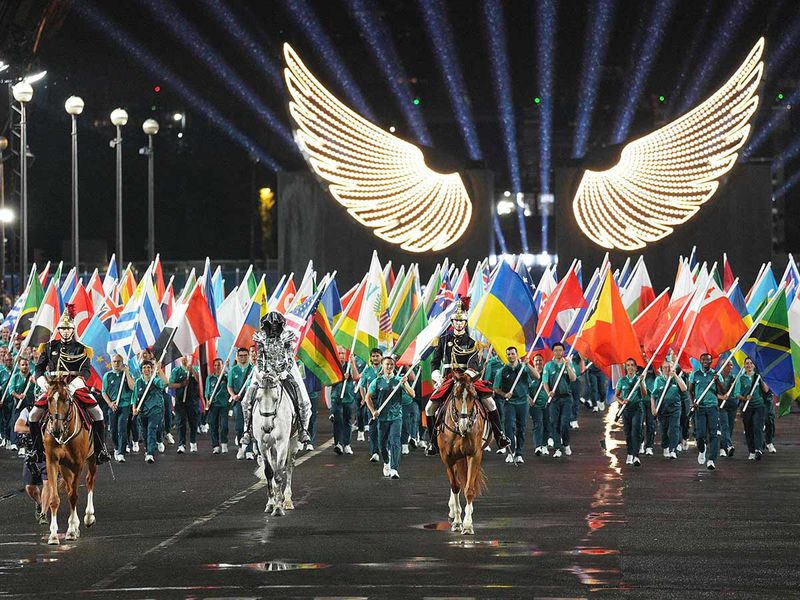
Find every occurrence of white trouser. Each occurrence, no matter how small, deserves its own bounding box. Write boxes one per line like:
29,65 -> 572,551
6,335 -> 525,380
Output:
242,363 -> 311,433
28,402 -> 104,422
425,394 -> 496,416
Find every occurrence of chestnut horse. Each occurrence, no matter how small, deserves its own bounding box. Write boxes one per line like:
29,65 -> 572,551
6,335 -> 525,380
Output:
43,375 -> 98,545
436,376 -> 487,535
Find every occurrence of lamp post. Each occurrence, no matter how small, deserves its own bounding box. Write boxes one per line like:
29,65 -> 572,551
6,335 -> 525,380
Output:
142,119 -> 159,262
12,81 -> 32,286
110,108 -> 128,265
65,96 -> 84,269
0,136 -> 7,293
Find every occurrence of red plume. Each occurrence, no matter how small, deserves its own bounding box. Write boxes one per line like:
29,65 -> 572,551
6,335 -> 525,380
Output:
66,303 -> 76,318
460,296 -> 470,312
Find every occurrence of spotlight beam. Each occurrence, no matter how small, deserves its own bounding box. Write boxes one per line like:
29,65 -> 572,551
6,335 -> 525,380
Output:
198,0 -> 284,94
344,0 -> 432,146
137,0 -> 296,154
483,0 -> 528,253
416,0 -> 482,161
765,8 -> 800,78
744,87 -> 798,159
494,214 -> 508,255
283,0 -> 376,122
771,136 -> 800,175
572,0 -> 617,159
611,0 -> 676,144
536,0 -> 556,194
775,170 -> 800,199
666,2 -> 713,117
75,1 -> 280,170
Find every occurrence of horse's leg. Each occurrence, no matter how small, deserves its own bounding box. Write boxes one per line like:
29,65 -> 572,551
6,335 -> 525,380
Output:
63,466 -> 81,540
46,457 -> 61,545
261,441 -> 276,514
270,445 -> 285,516
462,454 -> 480,535
445,461 -> 462,532
283,438 -> 296,510
84,456 -> 97,528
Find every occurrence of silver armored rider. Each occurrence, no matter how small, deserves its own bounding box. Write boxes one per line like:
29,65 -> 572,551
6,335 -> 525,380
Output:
241,312 -> 311,445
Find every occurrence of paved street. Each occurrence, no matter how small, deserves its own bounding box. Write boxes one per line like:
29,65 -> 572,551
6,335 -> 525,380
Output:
1,405 -> 799,599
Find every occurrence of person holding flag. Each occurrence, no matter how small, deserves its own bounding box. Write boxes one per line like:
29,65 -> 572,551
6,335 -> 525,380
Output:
528,353 -> 549,456
735,357 -> 770,461
542,342 -> 577,458
27,307 -> 111,468
330,347 -> 359,455
205,358 -> 231,455
688,353 -> 724,470
615,358 -> 649,467
169,355 -> 203,454
8,357 -> 36,456
359,348 -> 384,461
650,360 -> 687,459
493,346 -> 536,464
101,354 -> 135,463
132,360 -> 168,464
227,348 -> 254,460
716,361 -> 738,457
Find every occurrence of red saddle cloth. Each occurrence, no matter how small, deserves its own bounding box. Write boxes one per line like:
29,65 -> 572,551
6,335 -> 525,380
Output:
35,386 -> 98,409
430,373 -> 493,402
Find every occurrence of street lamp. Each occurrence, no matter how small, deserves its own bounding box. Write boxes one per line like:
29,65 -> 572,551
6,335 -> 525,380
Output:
12,81 -> 32,287
110,108 -> 128,265
0,136 -> 7,293
65,96 -> 84,269
142,118 -> 159,262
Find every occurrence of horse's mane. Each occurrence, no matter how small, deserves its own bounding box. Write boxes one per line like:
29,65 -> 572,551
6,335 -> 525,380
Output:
452,378 -> 478,401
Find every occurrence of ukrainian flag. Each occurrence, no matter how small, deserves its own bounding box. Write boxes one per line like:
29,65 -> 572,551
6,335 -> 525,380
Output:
469,261 -> 537,363
740,289 -> 795,396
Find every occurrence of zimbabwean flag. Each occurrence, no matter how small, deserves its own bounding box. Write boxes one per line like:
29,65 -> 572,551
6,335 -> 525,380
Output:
298,300 -> 343,386
17,270 -> 45,340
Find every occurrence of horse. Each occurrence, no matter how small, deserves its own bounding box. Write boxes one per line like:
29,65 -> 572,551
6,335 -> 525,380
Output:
252,372 -> 298,516
436,375 -> 488,535
43,374 -> 98,545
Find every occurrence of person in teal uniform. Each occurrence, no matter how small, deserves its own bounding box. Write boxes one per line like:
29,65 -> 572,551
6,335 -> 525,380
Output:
736,357 -> 770,461
330,347 -> 359,455
639,348 -> 657,456
0,347 -> 12,449
763,386 -> 777,454
689,353 -> 723,470
542,342 -> 577,458
366,354 -> 414,480
8,357 -> 35,455
132,360 -> 167,464
302,365 -> 321,451
650,360 -> 687,459
528,353 -> 549,456
493,346 -> 535,464
568,351 -> 585,429
358,348 -> 383,462
715,361 -> 738,457
169,355 -> 202,454
399,366 -> 417,455
481,348 -> 506,451
227,348 -> 254,460
102,354 -> 135,463
616,357 -> 648,466
205,358 -> 231,455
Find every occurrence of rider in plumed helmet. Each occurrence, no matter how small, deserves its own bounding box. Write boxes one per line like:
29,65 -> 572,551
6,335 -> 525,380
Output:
241,311 -> 311,445
424,297 -> 511,456
26,304 -> 111,468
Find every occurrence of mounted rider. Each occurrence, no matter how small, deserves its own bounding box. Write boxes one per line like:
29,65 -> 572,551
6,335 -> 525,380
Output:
424,298 -> 511,456
26,305 -> 111,469
241,311 -> 311,445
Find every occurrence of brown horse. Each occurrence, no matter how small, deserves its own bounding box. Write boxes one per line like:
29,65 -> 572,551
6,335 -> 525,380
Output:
436,375 -> 487,535
43,375 -> 98,545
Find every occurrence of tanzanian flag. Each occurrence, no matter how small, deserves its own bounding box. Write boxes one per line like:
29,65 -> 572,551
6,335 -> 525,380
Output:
297,298 -> 343,386
17,271 -> 45,340
740,288 -> 795,397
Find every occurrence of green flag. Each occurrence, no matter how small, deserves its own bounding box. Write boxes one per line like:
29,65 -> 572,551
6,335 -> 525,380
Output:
17,270 -> 45,340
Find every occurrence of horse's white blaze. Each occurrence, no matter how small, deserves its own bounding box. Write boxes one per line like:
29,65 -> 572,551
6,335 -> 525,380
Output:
84,490 -> 96,527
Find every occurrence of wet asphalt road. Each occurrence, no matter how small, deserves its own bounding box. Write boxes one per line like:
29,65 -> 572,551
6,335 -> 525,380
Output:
1,404 -> 799,599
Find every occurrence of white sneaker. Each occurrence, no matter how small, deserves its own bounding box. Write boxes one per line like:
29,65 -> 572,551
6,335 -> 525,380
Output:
719,448 -> 727,457
767,443 -> 777,454
157,442 -> 165,453
505,454 -> 514,463
669,451 -> 677,459
132,442 -> 140,453
114,452 -> 123,462
626,455 -> 633,465
382,463 -> 390,477
364,424 -> 370,432
221,443 -> 228,454
748,453 -> 756,460
706,460 -> 716,470
542,447 -> 550,455
547,437 -> 554,448
553,449 -> 562,458
344,445 -> 353,455
599,402 -> 606,411
334,444 -> 343,455
681,439 -> 689,451
640,443 -> 646,454
417,439 -> 427,450
514,455 -> 524,464
236,447 -> 246,460
645,447 -> 653,456
570,420 -> 579,429
9,443 -> 17,451
663,449 -> 670,458
305,443 -> 314,451
125,445 -> 131,453
357,431 -> 365,441
534,447 -> 543,456
697,451 -> 706,465
496,447 -> 507,455
177,444 -> 185,454
145,454 -> 155,463
564,445 -> 572,456
633,457 -> 641,467
190,443 -> 198,453
401,444 -> 409,455
390,469 -> 399,479
212,446 -> 220,455
166,433 -> 175,444
592,405 -> 600,412
245,451 -> 255,460
18,448 -> 26,457
370,453 -> 380,462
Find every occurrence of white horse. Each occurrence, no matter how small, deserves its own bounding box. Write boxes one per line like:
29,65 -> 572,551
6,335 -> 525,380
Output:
252,373 -> 298,516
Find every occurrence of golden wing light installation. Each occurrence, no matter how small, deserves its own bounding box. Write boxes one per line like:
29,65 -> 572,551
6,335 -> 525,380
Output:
283,43 -> 472,253
573,37 -> 765,251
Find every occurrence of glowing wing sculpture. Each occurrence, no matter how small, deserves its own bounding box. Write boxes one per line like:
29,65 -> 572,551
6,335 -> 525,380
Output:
283,43 -> 472,253
573,38 -> 764,251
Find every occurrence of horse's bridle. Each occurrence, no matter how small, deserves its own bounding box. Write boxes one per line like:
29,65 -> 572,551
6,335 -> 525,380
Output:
48,391 -> 81,446
258,374 -> 285,421
443,386 -> 478,437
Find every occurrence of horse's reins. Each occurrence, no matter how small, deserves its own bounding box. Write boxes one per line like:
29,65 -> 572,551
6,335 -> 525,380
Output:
48,393 -> 82,446
441,386 -> 479,437
258,376 -> 285,421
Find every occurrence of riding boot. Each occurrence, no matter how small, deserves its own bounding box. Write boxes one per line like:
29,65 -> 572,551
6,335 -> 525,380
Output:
25,421 -> 44,471
285,379 -> 310,443
487,409 -> 511,449
92,420 -> 111,464
426,421 -> 439,456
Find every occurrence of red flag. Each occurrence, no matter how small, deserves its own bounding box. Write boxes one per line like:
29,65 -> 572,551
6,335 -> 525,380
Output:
642,295 -> 691,369
632,289 -> 669,343
86,269 -> 106,311
677,286 -> 747,369
69,283 -> 95,337
154,255 -> 166,301
537,268 -> 587,338
722,254 -> 735,293
185,284 -> 219,345
274,279 -> 297,314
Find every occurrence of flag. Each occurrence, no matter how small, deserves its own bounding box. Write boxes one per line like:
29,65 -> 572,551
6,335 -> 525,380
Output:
621,258 -> 655,319
22,281 -> 60,351
740,289 -> 795,396
537,265 -> 586,339
297,295 -> 344,386
235,296 -> 260,349
746,266 -> 777,316
632,289 -> 670,344
38,261 -> 51,289
17,271 -> 45,340
60,267 -> 78,304
469,261 -> 537,363
87,269 -> 106,311
453,260 -> 470,298
679,284 -> 747,367
320,276 -> 342,327
779,285 -> 800,416
722,253 -> 735,292
69,283 -> 94,337
161,277 -> 175,322
153,254 -> 166,301
216,289 -> 242,362
211,266 -> 225,309
398,301 -> 457,366
152,284 -> 219,366
574,270 -> 643,374
108,270 -> 149,354
79,292 -> 120,380
273,277 -> 295,315
103,254 -> 119,295
422,264 -> 443,316
285,288 -> 323,352
132,273 -> 165,354
533,264 -> 557,312
359,252 -> 390,348
2,294 -> 25,333
333,276 -> 375,360
119,265 -> 137,305
390,267 -> 419,339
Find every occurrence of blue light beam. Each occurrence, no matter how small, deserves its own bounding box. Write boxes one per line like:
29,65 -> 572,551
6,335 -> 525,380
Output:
536,0 -> 556,194
417,0 -> 482,161
743,93 -> 796,159
666,2 -> 713,117
572,0 -> 617,159
284,0 -> 375,121
774,170 -> 800,200
75,1 -> 279,170
344,0 -> 431,146
611,0 -> 676,144
137,0 -> 296,153
483,0 -> 528,253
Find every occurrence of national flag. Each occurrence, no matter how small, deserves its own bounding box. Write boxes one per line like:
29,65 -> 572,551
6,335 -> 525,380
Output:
236,265 -> 259,309
559,266 -> 605,352
2,293 -> 25,333
679,284 -> 747,367
537,265 -> 586,339
285,288 -> 323,352
574,270 -> 644,374
79,295 -> 118,380
359,251 -> 390,348
779,285 -> 800,416
266,273 -> 287,309
103,254 -> 119,296
398,301 -> 457,366
632,289 -> 670,344
108,270 -> 148,354
780,254 -> 800,292
382,260 -> 395,293
428,267 -> 454,319
273,276 -> 295,315
60,267 -> 78,305
17,271 -> 45,340
297,294 -> 344,386
161,277 -> 175,322
746,265 -> 777,316
153,254 -> 166,301
390,267 -> 419,339
387,265 -> 406,307
38,261 -> 51,288
22,280 -> 60,351
421,264 -> 442,316
469,261 -> 537,363
235,296 -> 261,349
119,265 -> 137,305
87,269 -> 106,311
333,276 -> 376,360
320,276 -> 342,327
216,288 -> 242,362
615,257 -> 631,287
338,280 -> 360,317
722,253 -> 735,292
621,258 -> 656,319
740,288 -> 795,396
132,273 -> 165,354
211,266 -> 225,309
533,264 -> 557,312
453,260 -> 470,298
728,280 -> 752,327
69,283 -> 94,337
672,258 -> 695,301
152,284 -> 219,366
254,276 -> 270,316
180,268 -> 197,301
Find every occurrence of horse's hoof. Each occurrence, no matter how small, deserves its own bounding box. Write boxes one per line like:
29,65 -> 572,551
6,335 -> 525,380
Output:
272,506 -> 285,517
264,503 -> 273,513
84,514 -> 95,528
65,530 -> 78,541
451,522 -> 462,533
462,525 -> 475,535
48,534 -> 59,545
283,500 -> 295,510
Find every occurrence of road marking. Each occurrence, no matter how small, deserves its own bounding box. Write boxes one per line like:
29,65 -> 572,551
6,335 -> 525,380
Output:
91,436 -> 334,590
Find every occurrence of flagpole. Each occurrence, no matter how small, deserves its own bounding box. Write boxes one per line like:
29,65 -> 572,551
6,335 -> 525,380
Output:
740,375 -> 762,414
14,375 -> 32,411
374,363 -> 421,416
718,367 -> 745,410
0,266 -> 38,404
113,346 -> 133,405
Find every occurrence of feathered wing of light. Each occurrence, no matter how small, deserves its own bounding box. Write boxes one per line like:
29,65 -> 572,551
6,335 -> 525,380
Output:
572,37 -> 764,251
283,43 -> 472,253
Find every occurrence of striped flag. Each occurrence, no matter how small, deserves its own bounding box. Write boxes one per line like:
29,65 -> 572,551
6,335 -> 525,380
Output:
152,284 -> 219,366
132,275 -> 165,354
297,293 -> 344,386
1,294 -> 25,333
21,280 -> 60,351
17,271 -> 45,340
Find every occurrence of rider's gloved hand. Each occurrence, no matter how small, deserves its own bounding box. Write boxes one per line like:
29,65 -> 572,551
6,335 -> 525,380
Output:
36,376 -> 48,392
